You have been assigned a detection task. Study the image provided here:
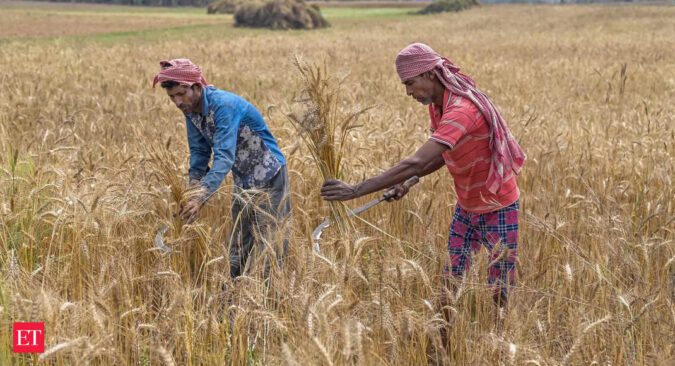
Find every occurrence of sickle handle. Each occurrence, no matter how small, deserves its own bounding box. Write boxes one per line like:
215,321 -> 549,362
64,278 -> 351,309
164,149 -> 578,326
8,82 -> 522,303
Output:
384,176 -> 420,200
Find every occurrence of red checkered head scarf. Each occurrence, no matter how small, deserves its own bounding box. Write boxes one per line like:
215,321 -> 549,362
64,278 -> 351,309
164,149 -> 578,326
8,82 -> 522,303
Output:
152,58 -> 210,88
395,43 -> 526,194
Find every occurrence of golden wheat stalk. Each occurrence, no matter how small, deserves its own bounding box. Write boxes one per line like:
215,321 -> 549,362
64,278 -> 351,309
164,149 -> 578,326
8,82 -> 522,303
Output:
286,55 -> 372,236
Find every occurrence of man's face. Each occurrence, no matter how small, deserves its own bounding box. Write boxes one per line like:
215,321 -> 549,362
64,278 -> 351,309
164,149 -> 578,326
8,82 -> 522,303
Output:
165,84 -> 202,114
403,73 -> 435,105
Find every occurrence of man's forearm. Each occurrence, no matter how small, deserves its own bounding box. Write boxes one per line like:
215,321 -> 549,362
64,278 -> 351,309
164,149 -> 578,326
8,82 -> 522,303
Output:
321,140 -> 448,201
420,155 -> 445,177
354,157 -> 424,198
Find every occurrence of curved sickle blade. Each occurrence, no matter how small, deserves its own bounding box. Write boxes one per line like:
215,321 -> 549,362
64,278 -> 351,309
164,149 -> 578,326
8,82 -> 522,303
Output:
311,197 -> 383,254
311,220 -> 330,253
154,224 -> 181,253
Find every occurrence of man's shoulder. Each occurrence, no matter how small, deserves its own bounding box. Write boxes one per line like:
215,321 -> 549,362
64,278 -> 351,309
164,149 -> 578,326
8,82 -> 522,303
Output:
205,87 -> 258,127
205,86 -> 240,103
442,95 -> 481,124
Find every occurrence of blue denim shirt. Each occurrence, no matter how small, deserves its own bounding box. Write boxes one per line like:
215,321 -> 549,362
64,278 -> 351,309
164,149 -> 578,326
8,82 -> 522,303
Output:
185,86 -> 285,194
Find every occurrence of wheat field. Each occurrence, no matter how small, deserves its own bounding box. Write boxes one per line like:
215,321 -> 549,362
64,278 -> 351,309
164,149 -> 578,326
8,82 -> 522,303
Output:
0,2 -> 673,365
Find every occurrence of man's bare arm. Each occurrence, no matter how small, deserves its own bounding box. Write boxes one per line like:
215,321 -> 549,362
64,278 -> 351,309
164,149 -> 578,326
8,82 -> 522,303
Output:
321,140 -> 448,201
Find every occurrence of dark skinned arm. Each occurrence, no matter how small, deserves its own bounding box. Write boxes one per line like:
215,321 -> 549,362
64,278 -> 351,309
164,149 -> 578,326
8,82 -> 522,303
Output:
383,153 -> 445,201
321,140 -> 449,201
419,153 -> 446,177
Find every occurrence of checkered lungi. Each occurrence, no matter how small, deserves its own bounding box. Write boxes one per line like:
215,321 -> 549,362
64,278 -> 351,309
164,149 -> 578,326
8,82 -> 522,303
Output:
445,200 -> 519,300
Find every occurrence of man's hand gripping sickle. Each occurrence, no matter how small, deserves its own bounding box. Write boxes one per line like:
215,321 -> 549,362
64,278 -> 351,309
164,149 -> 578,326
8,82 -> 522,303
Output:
384,181 -> 412,202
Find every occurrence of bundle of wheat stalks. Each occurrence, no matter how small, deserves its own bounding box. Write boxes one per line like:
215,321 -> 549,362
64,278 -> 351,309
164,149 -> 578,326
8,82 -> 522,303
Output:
286,56 -> 372,237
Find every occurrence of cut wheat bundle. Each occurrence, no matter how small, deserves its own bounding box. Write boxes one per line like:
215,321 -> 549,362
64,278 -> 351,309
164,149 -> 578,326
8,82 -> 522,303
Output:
286,56 -> 373,237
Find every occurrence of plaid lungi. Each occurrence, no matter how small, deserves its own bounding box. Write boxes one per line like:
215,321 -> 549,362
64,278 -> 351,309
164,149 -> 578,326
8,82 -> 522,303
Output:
445,200 -> 519,300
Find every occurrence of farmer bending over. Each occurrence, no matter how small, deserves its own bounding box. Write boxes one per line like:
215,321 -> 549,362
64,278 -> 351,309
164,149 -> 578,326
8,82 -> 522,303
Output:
321,43 -> 525,308
153,59 -> 291,280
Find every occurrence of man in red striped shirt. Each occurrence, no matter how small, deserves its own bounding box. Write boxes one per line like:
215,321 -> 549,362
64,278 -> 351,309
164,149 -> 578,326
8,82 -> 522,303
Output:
321,43 -> 525,309
428,89 -> 520,212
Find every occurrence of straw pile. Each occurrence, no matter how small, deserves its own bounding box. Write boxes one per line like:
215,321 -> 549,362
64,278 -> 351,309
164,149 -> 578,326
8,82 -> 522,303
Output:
206,0 -> 249,15
417,0 -> 479,14
234,0 -> 329,30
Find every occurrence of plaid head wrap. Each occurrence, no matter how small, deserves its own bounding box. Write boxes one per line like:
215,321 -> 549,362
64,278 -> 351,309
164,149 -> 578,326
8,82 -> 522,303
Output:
395,43 -> 525,194
152,58 -> 210,88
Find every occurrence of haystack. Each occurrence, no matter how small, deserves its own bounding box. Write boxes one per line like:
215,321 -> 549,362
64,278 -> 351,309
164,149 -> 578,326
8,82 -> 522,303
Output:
235,0 -> 329,30
417,0 -> 479,14
207,0 -> 249,15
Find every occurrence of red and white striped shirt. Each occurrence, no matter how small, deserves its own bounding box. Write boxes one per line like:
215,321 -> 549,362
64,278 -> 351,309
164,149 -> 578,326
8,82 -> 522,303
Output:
429,90 -> 519,213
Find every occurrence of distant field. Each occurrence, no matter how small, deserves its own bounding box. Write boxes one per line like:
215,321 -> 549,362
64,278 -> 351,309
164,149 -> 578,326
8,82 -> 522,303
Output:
1,2 -> 673,366
0,0 -> 205,13
0,2 -> 228,39
0,11 -> 228,39
0,1 -> 414,40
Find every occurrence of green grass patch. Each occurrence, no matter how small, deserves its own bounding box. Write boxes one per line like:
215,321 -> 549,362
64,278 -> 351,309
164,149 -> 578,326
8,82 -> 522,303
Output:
321,7 -> 413,19
0,22 -> 236,47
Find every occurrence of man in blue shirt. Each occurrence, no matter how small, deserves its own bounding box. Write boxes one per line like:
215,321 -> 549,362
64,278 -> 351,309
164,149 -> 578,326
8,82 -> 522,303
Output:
153,59 -> 291,279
